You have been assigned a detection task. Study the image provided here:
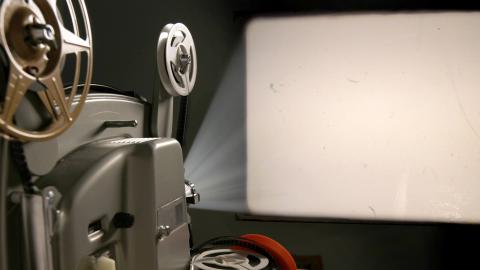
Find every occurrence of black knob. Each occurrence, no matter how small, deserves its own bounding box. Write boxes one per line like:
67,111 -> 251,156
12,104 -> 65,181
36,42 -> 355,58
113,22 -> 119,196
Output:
112,212 -> 135,229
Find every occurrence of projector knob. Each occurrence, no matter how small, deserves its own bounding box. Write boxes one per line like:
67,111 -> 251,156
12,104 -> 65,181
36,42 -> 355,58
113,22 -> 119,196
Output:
112,212 -> 135,229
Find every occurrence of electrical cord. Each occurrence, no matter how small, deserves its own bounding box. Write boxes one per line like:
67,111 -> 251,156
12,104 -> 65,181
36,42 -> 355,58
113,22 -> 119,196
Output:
179,96 -> 192,246
0,19 -> 8,270
176,96 -> 189,147
0,139 -> 35,270
10,141 -> 34,193
0,136 -> 9,270
188,223 -> 194,248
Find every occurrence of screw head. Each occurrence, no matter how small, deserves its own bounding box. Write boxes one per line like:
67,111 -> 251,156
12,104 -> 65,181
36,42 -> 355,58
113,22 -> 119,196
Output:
157,225 -> 171,239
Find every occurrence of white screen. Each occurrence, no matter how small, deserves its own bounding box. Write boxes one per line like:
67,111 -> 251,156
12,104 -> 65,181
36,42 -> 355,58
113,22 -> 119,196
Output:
246,12 -> 480,223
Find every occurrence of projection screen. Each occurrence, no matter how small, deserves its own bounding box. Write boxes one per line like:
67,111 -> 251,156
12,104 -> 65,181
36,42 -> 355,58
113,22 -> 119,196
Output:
246,12 -> 480,223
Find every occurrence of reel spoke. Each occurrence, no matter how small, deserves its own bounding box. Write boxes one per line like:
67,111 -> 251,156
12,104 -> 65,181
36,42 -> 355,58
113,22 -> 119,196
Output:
1,66 -> 34,123
39,72 -> 72,122
64,0 -> 82,108
43,0 -> 59,18
183,38 -> 194,51
67,53 -> 81,108
166,44 -> 178,62
46,0 -> 58,7
181,73 -> 189,92
36,91 -> 56,119
61,26 -> 90,54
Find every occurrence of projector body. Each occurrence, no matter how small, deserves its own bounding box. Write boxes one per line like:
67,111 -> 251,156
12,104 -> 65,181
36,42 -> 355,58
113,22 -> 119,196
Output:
7,93 -> 191,270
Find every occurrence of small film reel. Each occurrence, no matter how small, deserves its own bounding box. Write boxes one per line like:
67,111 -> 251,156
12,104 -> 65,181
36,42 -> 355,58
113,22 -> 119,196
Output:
0,0 -> 93,141
191,248 -> 270,270
157,23 -> 197,96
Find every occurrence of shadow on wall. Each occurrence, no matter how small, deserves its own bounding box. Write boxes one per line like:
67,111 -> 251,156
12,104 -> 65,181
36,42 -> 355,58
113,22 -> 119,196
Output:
185,43 -> 247,212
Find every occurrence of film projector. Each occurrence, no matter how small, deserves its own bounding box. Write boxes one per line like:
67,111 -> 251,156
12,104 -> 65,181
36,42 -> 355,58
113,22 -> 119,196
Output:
0,0 -> 296,269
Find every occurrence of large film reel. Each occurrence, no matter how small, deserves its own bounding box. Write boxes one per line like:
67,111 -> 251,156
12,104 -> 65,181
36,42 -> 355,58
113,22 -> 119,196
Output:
191,249 -> 270,270
0,0 -> 92,141
157,23 -> 197,96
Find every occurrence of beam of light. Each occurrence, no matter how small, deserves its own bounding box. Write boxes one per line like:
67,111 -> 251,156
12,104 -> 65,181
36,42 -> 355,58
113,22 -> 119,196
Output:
185,44 -> 247,212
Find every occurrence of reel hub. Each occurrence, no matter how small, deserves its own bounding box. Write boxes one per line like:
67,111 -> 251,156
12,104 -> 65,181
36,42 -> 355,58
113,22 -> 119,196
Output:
4,1 -> 61,78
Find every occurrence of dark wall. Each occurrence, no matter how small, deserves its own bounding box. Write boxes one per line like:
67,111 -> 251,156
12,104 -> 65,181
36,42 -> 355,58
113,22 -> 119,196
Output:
87,0 -> 480,155
86,0 -> 249,155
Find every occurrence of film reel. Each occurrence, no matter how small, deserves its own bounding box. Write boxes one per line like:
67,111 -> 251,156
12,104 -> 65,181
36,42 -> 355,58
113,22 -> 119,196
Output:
157,23 -> 197,96
0,0 -> 93,141
191,248 -> 270,270
242,234 -> 297,270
